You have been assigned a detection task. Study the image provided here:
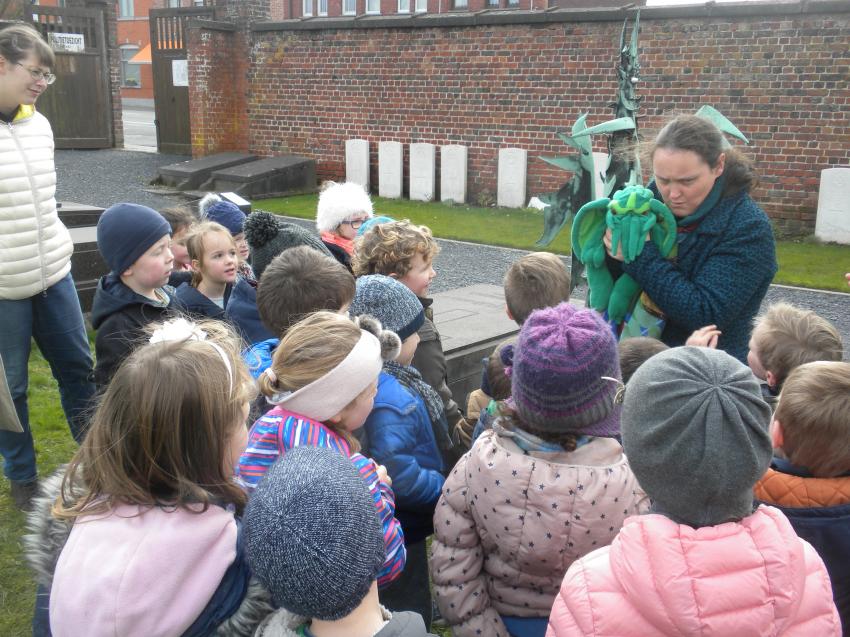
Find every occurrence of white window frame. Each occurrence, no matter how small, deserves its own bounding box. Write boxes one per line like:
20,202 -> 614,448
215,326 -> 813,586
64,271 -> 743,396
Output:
118,0 -> 134,18
318,0 -> 328,14
120,45 -> 141,88
453,0 -> 467,8
414,0 -> 426,11
398,0 -> 410,12
343,0 -> 356,13
366,0 -> 380,13
303,0 -> 313,15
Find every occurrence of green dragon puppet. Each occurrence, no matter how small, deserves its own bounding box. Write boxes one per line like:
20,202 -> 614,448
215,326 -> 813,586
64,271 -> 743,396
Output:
571,183 -> 677,338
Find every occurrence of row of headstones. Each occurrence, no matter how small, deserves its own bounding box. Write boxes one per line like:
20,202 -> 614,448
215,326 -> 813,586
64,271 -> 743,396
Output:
344,139 -> 529,208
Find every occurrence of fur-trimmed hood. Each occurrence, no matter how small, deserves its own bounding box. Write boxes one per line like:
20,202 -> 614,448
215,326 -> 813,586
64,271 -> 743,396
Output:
24,467 -> 274,637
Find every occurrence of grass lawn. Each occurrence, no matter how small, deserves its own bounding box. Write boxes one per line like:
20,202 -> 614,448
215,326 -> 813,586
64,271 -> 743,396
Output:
259,194 -> 850,292
0,347 -> 77,637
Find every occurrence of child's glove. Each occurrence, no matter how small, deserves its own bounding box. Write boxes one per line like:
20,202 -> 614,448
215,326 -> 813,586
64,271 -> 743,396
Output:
451,416 -> 474,450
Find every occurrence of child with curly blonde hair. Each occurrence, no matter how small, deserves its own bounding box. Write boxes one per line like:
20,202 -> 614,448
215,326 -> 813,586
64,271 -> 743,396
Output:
354,220 -> 471,447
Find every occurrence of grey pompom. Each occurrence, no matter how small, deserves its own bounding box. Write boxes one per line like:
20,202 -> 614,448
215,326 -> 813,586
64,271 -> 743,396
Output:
379,330 -> 401,362
355,314 -> 382,338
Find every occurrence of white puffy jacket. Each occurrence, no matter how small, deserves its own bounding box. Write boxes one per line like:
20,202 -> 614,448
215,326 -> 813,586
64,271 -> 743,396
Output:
0,104 -> 72,300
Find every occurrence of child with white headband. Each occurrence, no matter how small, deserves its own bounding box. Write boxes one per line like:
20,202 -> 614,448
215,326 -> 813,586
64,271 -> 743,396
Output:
26,318 -> 273,637
236,311 -> 407,588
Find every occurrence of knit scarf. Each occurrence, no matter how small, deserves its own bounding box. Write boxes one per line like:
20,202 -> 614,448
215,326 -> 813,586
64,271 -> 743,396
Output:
320,231 -> 355,256
676,175 -> 726,231
383,360 -> 444,425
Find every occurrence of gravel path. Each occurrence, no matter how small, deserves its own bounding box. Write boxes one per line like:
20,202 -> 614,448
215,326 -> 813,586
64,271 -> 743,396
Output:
55,149 -> 850,359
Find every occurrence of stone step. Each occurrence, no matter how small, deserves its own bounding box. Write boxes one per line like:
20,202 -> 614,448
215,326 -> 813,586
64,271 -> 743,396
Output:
206,155 -> 317,197
158,152 -> 257,191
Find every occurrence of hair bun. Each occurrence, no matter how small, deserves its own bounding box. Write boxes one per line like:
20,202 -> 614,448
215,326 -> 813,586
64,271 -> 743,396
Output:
243,211 -> 280,249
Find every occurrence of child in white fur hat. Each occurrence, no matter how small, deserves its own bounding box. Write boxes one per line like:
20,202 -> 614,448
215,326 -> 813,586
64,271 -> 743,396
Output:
315,181 -> 374,272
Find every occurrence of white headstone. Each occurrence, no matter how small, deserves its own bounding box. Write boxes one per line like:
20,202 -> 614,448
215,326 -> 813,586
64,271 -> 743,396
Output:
815,167 -> 850,245
378,141 -> 403,199
409,143 -> 436,202
345,139 -> 370,190
593,151 -> 609,199
497,148 -> 527,208
440,145 -> 467,204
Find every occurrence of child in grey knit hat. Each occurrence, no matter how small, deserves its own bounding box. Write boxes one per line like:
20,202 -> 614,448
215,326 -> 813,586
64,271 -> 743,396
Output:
349,274 -> 450,628
245,446 -> 436,637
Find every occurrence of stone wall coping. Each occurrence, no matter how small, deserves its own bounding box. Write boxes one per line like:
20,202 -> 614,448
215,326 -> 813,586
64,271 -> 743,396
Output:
252,0 -> 848,32
187,18 -> 238,32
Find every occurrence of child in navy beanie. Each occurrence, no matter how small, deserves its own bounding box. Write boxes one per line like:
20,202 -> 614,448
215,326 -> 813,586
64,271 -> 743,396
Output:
91,203 -> 186,388
429,302 -> 649,637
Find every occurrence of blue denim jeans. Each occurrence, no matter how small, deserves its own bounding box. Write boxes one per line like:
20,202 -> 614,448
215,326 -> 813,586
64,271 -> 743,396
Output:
0,273 -> 95,481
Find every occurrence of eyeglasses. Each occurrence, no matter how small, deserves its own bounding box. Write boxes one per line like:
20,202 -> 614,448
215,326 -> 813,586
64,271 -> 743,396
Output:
341,219 -> 365,229
16,63 -> 56,85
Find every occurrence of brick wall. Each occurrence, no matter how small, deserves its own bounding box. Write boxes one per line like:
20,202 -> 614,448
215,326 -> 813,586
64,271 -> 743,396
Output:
190,1 -> 850,232
187,22 -> 247,155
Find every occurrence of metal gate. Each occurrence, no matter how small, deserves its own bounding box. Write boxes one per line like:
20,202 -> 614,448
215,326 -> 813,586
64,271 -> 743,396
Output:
150,6 -> 215,155
31,5 -> 112,149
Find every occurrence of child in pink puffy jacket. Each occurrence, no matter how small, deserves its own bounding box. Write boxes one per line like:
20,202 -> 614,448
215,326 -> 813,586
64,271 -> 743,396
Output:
547,346 -> 841,637
430,303 -> 649,637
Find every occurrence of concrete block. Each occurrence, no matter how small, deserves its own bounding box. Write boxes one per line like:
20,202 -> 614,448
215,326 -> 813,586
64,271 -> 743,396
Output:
209,155 -> 317,198
378,141 -> 403,199
346,139 -> 370,190
409,143 -> 436,202
497,148 -> 527,208
440,144 -> 467,203
159,152 -> 256,191
815,167 -> 850,245
433,284 -> 519,405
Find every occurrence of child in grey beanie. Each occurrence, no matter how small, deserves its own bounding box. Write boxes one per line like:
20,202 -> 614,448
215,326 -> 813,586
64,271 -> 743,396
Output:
622,345 -> 773,527
245,446 -> 436,637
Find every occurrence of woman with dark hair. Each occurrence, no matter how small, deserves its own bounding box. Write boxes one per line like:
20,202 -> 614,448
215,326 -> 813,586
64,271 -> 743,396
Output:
604,114 -> 777,362
0,23 -> 94,510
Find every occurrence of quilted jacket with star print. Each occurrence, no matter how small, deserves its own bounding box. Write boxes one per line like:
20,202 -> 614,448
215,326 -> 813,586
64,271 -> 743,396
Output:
429,428 -> 648,637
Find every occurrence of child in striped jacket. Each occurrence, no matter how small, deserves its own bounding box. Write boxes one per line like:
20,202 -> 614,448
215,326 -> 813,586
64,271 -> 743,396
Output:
236,311 -> 406,587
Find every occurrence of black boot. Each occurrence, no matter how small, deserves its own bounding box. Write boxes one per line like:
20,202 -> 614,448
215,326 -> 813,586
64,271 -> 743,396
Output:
10,479 -> 38,512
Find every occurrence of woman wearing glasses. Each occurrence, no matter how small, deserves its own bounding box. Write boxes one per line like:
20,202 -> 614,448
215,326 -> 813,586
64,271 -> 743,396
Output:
0,24 -> 94,511
315,180 -> 375,272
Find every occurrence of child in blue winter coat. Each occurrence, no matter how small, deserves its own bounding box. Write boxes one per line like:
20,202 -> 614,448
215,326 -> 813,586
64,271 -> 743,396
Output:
350,274 -> 450,628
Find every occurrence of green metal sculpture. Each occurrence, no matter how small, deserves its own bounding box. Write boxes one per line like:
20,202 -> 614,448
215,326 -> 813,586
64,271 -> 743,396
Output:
536,13 -> 751,339
536,14 -> 643,296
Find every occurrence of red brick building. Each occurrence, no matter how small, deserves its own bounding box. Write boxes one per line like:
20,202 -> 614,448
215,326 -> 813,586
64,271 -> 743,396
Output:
277,0 -> 642,21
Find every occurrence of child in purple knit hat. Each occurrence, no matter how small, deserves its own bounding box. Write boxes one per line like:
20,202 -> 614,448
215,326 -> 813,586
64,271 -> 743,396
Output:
429,302 -> 649,637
